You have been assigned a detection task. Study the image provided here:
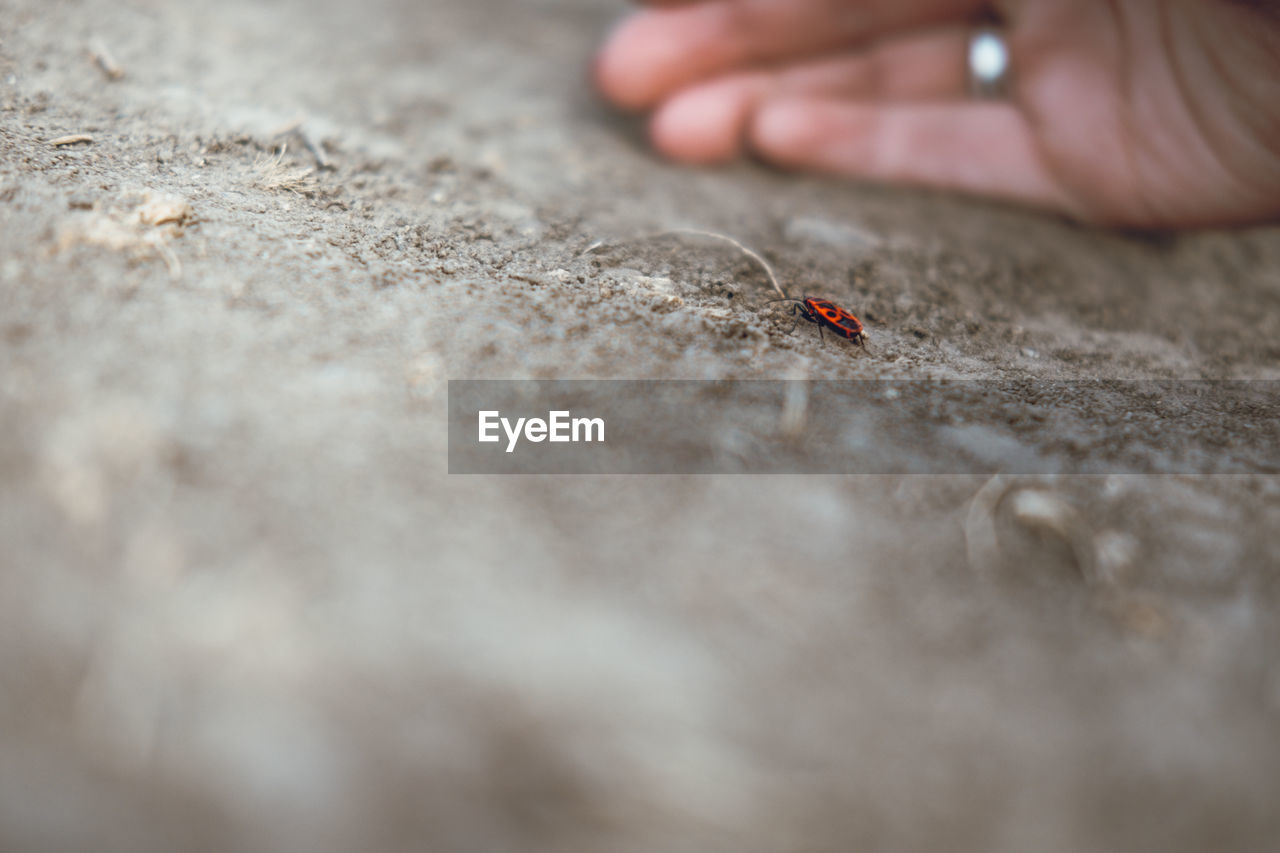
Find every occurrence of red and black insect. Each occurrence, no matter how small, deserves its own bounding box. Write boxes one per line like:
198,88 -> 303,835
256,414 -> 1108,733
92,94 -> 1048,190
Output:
764,296 -> 866,347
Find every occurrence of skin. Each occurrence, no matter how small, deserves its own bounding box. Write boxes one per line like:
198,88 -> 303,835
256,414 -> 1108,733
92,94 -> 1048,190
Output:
595,0 -> 1280,227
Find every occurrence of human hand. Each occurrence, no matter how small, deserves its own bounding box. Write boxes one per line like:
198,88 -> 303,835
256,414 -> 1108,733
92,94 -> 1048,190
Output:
595,0 -> 1280,227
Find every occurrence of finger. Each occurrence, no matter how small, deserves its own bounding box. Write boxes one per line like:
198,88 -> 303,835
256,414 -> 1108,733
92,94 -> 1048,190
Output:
596,0 -> 989,109
651,29 -> 973,163
750,98 -> 1083,216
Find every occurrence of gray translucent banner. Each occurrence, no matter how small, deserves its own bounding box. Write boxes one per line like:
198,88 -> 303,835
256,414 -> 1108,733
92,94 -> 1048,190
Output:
447,380 -> 1280,475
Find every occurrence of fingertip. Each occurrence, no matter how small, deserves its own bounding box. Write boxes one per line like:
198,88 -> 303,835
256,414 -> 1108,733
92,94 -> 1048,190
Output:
750,100 -> 832,167
594,14 -> 674,110
754,100 -> 1079,216
650,83 -> 754,164
593,51 -> 642,111
596,5 -> 735,111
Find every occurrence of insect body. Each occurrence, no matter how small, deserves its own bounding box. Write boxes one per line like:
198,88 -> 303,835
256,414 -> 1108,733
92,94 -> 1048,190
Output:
765,296 -> 866,347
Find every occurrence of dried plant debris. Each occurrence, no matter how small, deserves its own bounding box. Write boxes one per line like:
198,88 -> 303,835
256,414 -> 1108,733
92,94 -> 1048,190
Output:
251,145 -> 318,195
269,119 -> 331,170
55,192 -> 193,279
88,39 -> 125,80
135,194 -> 192,227
49,134 -> 95,147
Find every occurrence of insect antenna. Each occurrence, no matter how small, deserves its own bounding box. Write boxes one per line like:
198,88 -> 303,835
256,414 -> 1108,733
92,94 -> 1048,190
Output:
759,296 -> 805,334
582,229 -> 789,299
652,229 -> 788,299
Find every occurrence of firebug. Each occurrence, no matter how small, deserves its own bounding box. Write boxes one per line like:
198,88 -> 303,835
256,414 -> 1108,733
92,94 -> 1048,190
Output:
764,296 -> 866,347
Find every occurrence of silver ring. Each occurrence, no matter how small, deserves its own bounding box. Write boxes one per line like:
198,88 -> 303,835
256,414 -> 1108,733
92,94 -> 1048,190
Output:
967,26 -> 1011,99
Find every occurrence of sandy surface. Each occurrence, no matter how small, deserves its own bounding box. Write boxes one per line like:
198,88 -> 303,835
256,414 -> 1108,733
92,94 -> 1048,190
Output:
3,1 -> 1280,851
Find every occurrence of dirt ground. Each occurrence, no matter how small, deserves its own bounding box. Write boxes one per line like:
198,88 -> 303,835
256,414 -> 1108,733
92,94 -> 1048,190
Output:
2,0 -> 1280,851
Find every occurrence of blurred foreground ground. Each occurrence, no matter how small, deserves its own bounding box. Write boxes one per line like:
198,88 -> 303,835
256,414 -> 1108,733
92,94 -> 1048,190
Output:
2,1 -> 1279,851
